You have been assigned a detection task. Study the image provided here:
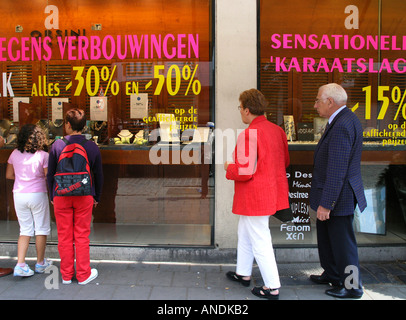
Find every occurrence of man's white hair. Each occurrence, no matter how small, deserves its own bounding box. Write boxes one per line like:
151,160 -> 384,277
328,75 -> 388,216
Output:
320,83 -> 348,105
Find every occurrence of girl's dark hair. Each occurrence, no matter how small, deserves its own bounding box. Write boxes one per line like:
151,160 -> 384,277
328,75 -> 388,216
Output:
17,124 -> 48,153
65,108 -> 86,132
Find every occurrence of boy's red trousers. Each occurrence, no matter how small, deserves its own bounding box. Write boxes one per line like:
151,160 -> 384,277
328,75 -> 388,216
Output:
54,196 -> 94,283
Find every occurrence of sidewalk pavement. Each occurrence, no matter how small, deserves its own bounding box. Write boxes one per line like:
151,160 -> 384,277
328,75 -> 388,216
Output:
0,257 -> 405,301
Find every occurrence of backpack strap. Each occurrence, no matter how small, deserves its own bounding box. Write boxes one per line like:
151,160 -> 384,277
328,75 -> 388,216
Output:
61,137 -> 88,146
79,138 -> 89,147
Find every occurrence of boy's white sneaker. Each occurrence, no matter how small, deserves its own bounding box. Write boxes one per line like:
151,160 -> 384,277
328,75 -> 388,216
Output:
14,264 -> 34,277
78,268 -> 98,285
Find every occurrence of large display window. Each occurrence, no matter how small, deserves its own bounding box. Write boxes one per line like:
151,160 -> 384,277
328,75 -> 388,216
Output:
0,0 -> 214,246
259,0 -> 406,246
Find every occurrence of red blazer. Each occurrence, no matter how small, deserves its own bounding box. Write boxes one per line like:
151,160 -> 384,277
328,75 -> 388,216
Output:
226,115 -> 290,216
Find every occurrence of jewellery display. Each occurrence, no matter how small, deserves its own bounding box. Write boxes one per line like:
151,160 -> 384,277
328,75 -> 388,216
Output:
115,129 -> 133,144
90,121 -> 107,132
113,129 -> 148,145
4,123 -> 19,145
283,115 -> 296,141
49,120 -> 64,138
117,129 -> 133,138
5,134 -> 17,145
0,120 -> 18,145
313,117 -> 328,141
133,130 -> 148,145
8,123 -> 19,135
89,121 -> 107,144
82,120 -> 91,134
0,118 -> 152,147
0,119 -> 11,137
36,119 -> 50,138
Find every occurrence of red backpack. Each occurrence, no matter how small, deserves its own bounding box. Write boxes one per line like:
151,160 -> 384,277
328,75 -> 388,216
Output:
54,138 -> 92,196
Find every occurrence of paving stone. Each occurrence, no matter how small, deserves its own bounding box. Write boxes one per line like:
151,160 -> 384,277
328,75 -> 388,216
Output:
0,258 -> 404,300
150,286 -> 187,300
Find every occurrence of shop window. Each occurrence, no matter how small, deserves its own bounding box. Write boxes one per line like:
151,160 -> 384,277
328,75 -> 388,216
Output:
0,0 -> 214,247
259,0 -> 406,246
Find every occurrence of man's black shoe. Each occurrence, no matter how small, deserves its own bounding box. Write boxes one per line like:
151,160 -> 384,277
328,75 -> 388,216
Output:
309,273 -> 341,286
325,287 -> 363,299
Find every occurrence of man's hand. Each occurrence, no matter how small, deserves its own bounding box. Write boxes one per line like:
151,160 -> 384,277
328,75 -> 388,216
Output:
317,205 -> 331,221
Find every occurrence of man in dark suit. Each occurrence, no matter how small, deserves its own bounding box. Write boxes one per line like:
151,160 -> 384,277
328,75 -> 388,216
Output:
309,83 -> 367,299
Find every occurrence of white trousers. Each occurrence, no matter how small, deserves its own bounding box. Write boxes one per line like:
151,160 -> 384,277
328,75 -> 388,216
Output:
13,192 -> 51,237
236,215 -> 281,289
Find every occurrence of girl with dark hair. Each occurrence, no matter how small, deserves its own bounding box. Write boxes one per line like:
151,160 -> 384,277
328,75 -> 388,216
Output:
6,124 -> 52,277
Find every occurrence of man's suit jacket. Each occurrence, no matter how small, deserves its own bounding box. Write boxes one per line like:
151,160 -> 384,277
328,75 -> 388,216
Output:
309,107 -> 367,216
226,115 -> 290,216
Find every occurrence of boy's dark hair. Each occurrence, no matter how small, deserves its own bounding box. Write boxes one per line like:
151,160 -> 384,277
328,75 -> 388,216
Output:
65,108 -> 86,132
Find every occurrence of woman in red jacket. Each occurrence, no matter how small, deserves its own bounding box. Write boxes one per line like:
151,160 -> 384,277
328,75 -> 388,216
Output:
225,89 -> 290,300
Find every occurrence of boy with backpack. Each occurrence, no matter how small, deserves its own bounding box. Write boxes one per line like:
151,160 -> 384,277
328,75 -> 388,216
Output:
47,108 -> 103,285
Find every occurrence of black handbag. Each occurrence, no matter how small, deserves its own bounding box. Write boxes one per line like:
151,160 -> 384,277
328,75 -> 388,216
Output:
273,205 -> 293,222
